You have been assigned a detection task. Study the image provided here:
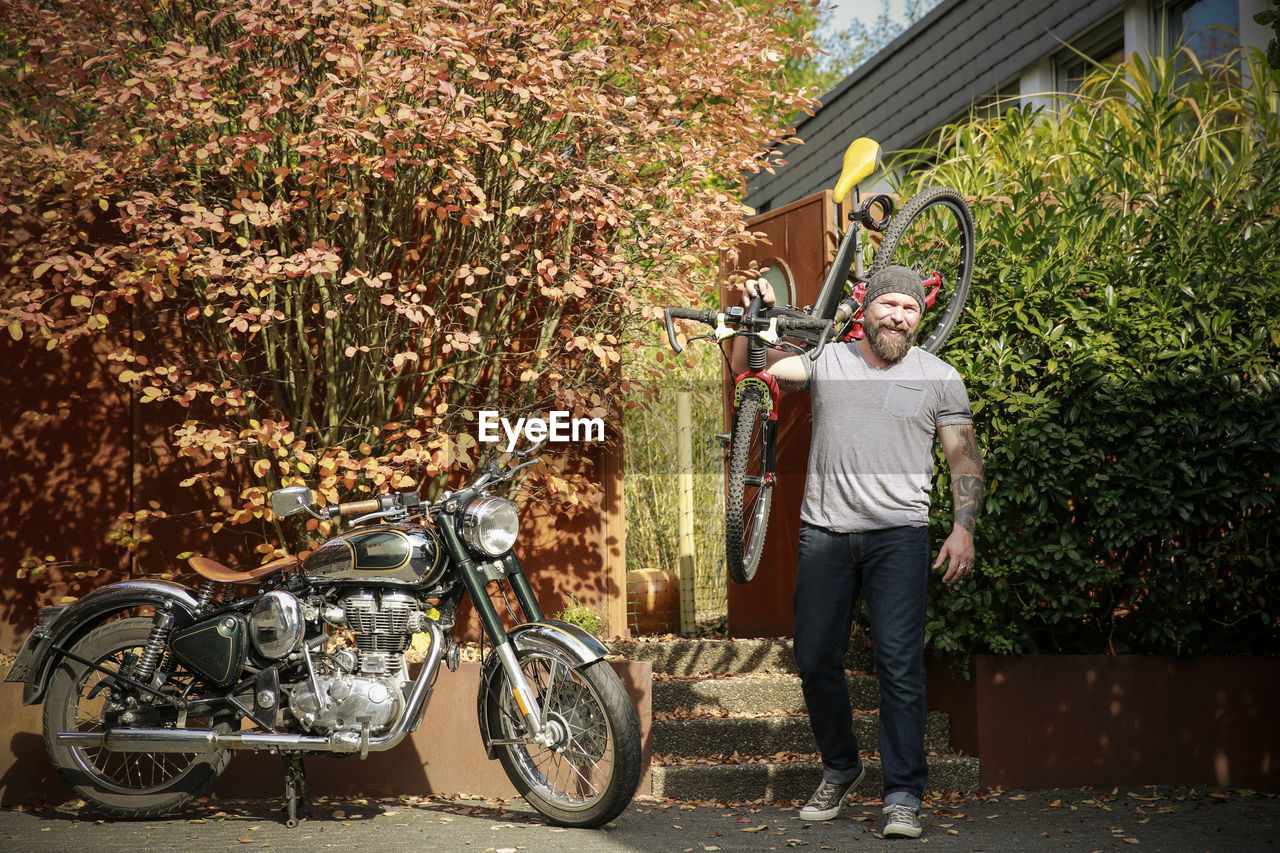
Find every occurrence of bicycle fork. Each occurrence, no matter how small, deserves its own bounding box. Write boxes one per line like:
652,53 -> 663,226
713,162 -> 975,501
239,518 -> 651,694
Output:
731,372 -> 780,488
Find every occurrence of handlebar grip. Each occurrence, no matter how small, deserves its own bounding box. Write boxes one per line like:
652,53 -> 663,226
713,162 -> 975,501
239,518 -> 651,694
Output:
775,314 -> 835,361
775,314 -> 830,332
663,306 -> 717,354
326,498 -> 382,518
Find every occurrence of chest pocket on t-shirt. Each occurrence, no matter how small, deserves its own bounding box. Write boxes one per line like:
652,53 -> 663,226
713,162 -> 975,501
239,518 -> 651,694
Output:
883,382 -> 926,417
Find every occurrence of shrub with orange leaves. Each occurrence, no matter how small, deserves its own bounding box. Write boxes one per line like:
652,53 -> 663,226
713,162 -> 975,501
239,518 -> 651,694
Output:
0,0 -> 818,550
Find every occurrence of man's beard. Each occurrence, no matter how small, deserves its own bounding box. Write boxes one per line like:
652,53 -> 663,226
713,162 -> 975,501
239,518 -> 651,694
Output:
865,318 -> 918,363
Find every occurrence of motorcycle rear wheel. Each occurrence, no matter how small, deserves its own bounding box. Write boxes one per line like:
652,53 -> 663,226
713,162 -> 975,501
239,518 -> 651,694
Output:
486,649 -> 641,828
43,617 -> 232,817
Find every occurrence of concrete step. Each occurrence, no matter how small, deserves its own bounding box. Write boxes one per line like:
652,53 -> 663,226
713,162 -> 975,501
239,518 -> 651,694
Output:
614,636 -> 874,676
649,755 -> 981,801
652,711 -> 953,757
652,672 -> 880,715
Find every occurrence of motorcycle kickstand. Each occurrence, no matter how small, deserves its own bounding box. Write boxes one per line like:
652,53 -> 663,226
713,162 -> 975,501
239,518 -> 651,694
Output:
281,754 -> 313,828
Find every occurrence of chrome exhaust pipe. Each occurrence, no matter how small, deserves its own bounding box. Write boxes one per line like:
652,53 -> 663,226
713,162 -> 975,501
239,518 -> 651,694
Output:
106,729 -> 219,752
57,729 -> 357,754
56,624 -> 447,757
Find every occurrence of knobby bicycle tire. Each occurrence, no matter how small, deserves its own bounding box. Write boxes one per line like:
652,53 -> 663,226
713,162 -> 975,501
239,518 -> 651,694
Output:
870,186 -> 975,354
725,385 -> 775,584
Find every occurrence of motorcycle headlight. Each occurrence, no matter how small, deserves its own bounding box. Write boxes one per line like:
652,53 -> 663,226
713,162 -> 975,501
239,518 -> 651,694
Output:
461,496 -> 519,556
249,590 -> 304,659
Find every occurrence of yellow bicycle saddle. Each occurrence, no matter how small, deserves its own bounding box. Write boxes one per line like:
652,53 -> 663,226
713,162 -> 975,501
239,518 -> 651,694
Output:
833,137 -> 882,203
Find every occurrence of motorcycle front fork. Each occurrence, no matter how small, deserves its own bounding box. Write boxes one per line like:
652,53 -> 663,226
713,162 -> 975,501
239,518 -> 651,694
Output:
436,513 -> 554,745
493,639 -> 560,747
483,553 -> 558,746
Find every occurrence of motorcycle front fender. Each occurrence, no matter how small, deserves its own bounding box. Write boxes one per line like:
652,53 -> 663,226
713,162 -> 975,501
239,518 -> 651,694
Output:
13,580 -> 201,706
475,619 -> 610,759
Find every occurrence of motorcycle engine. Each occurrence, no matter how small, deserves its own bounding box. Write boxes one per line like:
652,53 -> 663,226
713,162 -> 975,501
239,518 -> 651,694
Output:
286,591 -> 424,735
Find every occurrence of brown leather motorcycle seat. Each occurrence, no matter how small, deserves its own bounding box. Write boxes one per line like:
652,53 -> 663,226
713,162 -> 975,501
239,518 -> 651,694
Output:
189,554 -> 300,583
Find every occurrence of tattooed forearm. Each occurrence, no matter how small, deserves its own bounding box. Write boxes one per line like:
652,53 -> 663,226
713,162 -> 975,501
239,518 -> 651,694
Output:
777,374 -> 809,392
940,424 -> 984,534
952,473 -> 983,534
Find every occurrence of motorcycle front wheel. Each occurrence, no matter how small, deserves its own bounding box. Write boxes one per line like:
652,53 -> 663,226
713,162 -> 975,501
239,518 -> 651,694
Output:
485,649 -> 641,828
43,617 -> 232,817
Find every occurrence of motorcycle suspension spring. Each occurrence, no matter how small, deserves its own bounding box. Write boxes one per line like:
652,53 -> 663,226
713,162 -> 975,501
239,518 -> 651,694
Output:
133,608 -> 176,685
195,581 -> 222,612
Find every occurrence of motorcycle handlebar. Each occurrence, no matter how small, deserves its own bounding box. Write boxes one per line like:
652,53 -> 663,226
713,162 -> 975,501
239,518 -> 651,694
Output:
326,499 -> 381,518
324,492 -> 421,520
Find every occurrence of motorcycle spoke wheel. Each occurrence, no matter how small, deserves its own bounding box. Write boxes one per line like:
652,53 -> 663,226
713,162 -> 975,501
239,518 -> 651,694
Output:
43,618 -> 231,817
869,186 -> 975,354
490,651 -> 640,828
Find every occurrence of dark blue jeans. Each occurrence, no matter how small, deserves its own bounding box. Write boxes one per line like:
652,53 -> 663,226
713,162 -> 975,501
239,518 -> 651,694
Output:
793,523 -> 930,808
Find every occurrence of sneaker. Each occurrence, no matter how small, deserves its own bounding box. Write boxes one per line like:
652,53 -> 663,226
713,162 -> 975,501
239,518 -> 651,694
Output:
882,802 -> 923,838
798,766 -> 866,821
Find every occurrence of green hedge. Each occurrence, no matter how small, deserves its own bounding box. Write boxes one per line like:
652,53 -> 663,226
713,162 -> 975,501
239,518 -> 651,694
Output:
908,49 -> 1280,656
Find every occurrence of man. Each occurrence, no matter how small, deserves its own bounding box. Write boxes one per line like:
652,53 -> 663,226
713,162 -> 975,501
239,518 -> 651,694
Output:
731,265 -> 983,838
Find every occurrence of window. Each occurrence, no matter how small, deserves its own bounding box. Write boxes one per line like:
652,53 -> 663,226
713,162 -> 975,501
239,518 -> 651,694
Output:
756,260 -> 794,310
1055,12 -> 1126,98
1163,0 -> 1241,59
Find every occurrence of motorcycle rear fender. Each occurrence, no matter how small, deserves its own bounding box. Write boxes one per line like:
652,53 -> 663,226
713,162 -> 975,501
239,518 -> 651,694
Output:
15,580 -> 201,706
476,619 -> 610,759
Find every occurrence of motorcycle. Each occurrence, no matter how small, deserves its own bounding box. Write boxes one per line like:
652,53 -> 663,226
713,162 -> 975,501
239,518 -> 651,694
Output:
4,447 -> 642,827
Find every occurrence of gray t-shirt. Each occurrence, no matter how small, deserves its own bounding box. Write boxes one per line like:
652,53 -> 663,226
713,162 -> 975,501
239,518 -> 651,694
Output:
799,341 -> 972,533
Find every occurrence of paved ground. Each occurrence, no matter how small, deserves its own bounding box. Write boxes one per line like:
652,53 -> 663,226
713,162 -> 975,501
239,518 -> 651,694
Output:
1,786 -> 1276,852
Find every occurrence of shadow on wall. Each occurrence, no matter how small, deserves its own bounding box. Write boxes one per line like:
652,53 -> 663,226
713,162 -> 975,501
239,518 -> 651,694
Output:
0,335 -> 134,649
1,333 -> 623,650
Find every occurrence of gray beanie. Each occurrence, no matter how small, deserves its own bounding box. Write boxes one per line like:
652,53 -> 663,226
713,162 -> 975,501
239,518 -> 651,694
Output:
863,265 -> 925,312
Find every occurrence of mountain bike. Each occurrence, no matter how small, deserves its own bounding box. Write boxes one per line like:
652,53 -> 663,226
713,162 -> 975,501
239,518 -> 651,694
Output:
663,137 -> 975,584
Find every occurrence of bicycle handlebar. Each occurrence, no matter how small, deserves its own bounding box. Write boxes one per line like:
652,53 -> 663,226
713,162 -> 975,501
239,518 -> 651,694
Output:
663,306 -> 717,354
778,313 -> 834,361
663,305 -> 833,359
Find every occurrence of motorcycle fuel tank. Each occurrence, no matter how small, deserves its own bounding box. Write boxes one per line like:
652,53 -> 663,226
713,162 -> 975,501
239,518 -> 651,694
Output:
302,524 -> 445,587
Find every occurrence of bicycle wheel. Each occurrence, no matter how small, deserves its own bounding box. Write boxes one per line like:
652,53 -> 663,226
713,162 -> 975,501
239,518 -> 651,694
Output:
725,385 -> 775,584
870,186 -> 974,353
